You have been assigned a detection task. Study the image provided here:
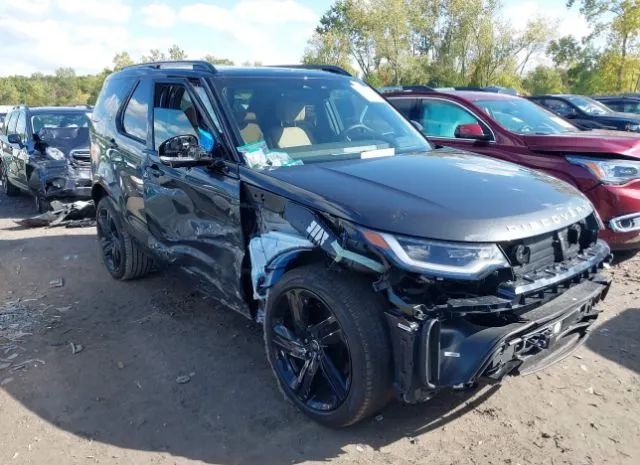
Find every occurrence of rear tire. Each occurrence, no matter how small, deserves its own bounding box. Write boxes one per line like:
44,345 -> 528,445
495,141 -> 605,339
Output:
2,168 -> 20,197
264,264 -> 393,427
96,197 -> 154,280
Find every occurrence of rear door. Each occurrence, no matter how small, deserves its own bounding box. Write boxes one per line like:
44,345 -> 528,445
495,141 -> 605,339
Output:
1,111 -> 17,176
142,78 -> 249,316
113,78 -> 153,240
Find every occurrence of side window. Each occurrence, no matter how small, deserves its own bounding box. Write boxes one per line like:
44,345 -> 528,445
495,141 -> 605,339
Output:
389,99 -> 418,121
122,80 -> 151,141
15,112 -> 27,142
5,111 -> 17,135
624,101 -> 640,113
418,99 -> 480,138
153,83 -> 214,150
604,101 -> 623,112
544,99 -> 573,116
92,77 -> 136,135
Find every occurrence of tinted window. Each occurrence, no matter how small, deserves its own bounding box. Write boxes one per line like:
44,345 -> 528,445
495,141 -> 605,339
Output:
123,81 -> 150,141
389,98 -> 418,121
565,95 -> 612,115
541,98 -> 573,116
418,99 -> 480,138
624,101 -> 640,114
153,83 -> 214,150
602,101 -> 623,112
6,111 -> 18,135
15,112 -> 27,142
92,76 -> 135,135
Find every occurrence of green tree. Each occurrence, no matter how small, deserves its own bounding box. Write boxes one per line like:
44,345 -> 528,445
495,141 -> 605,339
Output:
522,65 -> 566,94
203,55 -> 235,65
113,51 -> 134,70
168,44 -> 187,60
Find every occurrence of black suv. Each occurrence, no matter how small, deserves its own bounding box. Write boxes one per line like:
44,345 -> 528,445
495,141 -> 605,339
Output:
90,61 -> 611,427
593,95 -> 640,115
1,105 -> 92,211
529,94 -> 640,132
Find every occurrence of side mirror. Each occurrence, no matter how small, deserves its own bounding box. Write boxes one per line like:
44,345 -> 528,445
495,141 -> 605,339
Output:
158,135 -> 214,168
454,123 -> 491,141
7,134 -> 22,146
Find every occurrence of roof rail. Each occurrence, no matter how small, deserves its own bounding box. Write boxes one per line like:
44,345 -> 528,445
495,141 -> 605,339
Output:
378,85 -> 434,94
123,60 -> 217,74
269,64 -> 351,76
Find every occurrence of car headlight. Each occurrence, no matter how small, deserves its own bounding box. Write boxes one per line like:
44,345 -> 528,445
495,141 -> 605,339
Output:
45,147 -> 66,160
363,230 -> 509,279
625,123 -> 640,132
567,156 -> 640,185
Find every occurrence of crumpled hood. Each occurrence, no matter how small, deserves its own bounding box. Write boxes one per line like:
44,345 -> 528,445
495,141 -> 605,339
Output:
523,130 -> 640,158
256,151 -> 593,242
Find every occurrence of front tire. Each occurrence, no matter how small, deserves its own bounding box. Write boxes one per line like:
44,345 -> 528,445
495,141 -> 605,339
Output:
2,168 -> 20,197
264,264 -> 393,427
96,197 -> 154,280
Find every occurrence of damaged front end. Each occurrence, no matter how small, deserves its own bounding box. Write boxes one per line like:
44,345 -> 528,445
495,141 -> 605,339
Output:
28,148 -> 92,203
246,186 -> 611,403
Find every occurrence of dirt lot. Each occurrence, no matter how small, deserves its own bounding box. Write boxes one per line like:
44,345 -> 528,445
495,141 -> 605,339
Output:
0,189 -> 638,465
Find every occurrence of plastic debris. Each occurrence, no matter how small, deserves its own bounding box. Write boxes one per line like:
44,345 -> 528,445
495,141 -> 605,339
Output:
176,374 -> 191,384
49,278 -> 65,288
15,200 -> 95,229
69,342 -> 83,354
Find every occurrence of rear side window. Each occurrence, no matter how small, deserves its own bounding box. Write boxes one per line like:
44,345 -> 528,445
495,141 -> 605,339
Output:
92,76 -> 135,135
389,98 -> 418,121
4,111 -> 17,135
542,98 -> 573,116
418,100 -> 480,138
15,112 -> 27,142
123,81 -> 151,141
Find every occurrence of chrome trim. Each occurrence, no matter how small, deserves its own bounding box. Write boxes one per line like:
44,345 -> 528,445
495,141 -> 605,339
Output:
609,212 -> 640,233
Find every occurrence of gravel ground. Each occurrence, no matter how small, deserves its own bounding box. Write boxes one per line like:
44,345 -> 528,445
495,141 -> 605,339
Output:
0,188 -> 639,465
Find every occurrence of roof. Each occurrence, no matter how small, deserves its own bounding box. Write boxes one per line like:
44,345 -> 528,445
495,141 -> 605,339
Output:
385,89 -> 520,102
28,106 -> 91,114
114,61 -> 352,80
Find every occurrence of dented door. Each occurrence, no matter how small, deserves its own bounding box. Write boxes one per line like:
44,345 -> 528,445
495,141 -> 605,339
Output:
142,158 -> 248,316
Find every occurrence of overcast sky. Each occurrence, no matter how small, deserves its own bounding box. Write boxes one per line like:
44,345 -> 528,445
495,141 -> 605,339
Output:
0,0 -> 591,77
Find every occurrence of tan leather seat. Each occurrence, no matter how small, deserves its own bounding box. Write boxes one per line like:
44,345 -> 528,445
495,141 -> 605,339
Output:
272,100 -> 312,148
233,103 -> 264,144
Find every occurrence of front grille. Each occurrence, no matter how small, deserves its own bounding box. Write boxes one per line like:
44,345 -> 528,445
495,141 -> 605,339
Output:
70,149 -> 91,167
500,214 -> 599,280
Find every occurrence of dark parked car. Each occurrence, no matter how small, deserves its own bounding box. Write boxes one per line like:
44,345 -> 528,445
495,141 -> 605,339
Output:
528,94 -> 640,132
1,105 -> 92,211
90,62 -> 610,427
386,90 -> 640,250
594,95 -> 640,115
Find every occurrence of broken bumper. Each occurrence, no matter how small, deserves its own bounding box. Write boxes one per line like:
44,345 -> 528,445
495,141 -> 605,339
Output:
386,275 -> 611,402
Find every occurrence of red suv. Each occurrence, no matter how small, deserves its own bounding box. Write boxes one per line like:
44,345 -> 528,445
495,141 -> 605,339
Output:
386,90 -> 640,250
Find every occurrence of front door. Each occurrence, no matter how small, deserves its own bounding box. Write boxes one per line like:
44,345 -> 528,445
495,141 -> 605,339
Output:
142,79 -> 249,316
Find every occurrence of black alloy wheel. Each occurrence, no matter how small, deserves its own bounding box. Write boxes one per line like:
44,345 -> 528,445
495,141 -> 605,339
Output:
97,202 -> 124,276
264,264 -> 393,427
269,288 -> 351,412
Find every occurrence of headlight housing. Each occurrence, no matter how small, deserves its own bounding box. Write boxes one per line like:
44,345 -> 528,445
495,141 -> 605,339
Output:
364,230 -> 509,280
567,155 -> 640,185
625,123 -> 640,132
45,147 -> 66,160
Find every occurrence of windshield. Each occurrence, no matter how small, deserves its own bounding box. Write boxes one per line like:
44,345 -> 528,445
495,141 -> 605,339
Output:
31,112 -> 90,153
213,76 -> 430,169
31,112 -> 90,133
565,96 -> 612,115
476,98 -> 578,135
